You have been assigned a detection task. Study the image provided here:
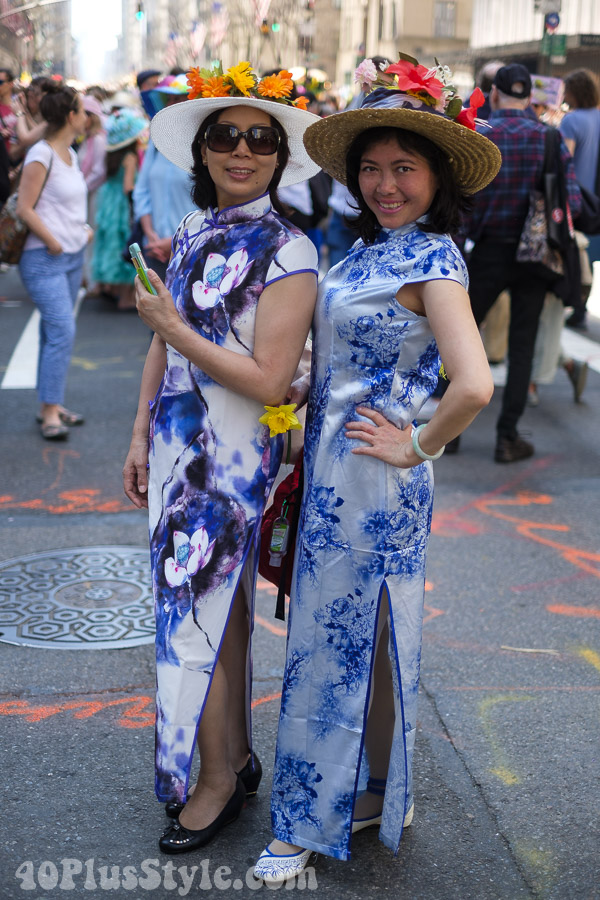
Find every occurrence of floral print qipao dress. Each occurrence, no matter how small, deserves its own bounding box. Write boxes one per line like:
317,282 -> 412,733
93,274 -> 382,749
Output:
147,194 -> 318,802
271,223 -> 468,859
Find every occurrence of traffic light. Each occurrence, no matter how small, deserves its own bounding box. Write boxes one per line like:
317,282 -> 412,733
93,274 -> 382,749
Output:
135,2 -> 144,20
260,19 -> 269,34
271,22 -> 280,32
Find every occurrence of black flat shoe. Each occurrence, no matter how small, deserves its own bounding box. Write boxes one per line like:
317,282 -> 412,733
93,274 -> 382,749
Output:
165,751 -> 262,818
159,776 -> 245,854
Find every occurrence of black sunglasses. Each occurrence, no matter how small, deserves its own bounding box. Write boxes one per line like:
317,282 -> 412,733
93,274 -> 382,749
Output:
204,123 -> 280,156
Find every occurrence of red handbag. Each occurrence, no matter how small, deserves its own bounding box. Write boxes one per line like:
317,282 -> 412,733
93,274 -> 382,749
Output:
258,451 -> 303,620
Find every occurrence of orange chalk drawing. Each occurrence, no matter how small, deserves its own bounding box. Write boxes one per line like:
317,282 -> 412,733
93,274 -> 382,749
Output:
0,689 -> 282,730
255,614 -> 287,637
546,604 -> 600,619
0,696 -> 155,729
0,489 -> 131,515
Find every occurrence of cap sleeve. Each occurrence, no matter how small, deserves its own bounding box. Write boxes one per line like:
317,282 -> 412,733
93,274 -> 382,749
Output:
405,233 -> 469,291
265,232 -> 319,286
24,140 -> 52,169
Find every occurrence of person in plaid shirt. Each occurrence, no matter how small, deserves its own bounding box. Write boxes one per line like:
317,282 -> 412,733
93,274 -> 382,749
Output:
465,64 -> 581,463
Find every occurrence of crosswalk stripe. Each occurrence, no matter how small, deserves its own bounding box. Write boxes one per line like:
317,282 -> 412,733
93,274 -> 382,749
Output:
1,289 -> 86,390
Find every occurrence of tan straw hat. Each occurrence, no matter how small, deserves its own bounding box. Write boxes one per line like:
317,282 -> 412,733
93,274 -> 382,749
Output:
304,59 -> 502,194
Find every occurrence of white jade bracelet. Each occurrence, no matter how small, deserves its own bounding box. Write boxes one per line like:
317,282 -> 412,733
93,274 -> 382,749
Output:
411,424 -> 445,461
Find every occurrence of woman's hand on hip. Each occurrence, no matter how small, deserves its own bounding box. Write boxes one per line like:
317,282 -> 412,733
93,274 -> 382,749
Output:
47,239 -> 63,255
123,437 -> 149,509
345,406 -> 422,468
134,269 -> 182,341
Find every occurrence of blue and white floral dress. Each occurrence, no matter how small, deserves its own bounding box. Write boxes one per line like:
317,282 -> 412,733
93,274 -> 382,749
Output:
147,194 -> 318,803
271,223 -> 468,859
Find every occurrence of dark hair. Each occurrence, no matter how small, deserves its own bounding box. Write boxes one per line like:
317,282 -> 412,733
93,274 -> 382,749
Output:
345,126 -> 471,244
190,108 -> 290,214
0,69 -> 14,82
39,83 -> 80,134
28,76 -> 52,92
563,69 -> 600,109
106,144 -> 137,179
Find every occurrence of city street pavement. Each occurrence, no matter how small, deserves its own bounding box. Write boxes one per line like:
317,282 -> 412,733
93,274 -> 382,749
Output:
0,264 -> 599,899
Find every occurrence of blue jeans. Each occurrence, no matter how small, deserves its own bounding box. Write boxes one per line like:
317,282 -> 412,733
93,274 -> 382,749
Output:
19,246 -> 85,405
325,211 -> 357,268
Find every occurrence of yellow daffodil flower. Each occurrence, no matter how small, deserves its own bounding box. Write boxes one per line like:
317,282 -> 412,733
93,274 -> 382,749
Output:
259,403 -> 302,438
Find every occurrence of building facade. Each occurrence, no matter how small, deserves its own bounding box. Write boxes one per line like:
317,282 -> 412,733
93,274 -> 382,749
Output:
0,0 -> 72,78
471,0 -> 600,78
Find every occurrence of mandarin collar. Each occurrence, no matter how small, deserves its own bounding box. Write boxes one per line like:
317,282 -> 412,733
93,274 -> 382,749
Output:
205,193 -> 272,228
374,219 -> 427,243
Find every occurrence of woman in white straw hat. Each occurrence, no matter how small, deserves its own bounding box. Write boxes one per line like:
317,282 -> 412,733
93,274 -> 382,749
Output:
254,54 -> 501,883
122,61 -> 321,852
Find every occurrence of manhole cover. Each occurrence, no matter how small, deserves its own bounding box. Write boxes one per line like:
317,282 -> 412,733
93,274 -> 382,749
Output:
0,547 -> 155,649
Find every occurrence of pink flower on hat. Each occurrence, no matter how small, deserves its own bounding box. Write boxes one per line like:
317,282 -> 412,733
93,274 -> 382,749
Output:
354,59 -> 378,89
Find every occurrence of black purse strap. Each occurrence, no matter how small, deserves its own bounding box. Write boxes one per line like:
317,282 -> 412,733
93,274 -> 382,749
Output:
541,126 -> 560,179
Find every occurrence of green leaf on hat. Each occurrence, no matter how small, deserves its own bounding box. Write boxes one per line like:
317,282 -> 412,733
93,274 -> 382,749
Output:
398,52 -> 419,66
445,97 -> 463,118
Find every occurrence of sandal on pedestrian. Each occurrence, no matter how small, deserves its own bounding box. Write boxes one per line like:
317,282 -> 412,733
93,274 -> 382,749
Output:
254,845 -> 317,884
40,422 -> 69,441
36,408 -> 85,426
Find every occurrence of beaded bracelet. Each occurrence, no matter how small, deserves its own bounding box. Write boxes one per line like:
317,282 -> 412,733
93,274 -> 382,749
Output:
412,424 -> 445,461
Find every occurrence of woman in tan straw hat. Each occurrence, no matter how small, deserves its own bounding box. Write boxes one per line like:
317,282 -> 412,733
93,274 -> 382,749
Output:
122,61 -> 322,853
254,55 -> 501,883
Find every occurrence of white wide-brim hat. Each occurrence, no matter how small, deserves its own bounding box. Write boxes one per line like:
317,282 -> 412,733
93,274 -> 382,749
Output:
150,96 -> 323,187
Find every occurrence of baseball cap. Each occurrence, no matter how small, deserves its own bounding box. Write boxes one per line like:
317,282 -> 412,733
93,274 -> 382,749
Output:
136,69 -> 161,90
493,64 -> 532,99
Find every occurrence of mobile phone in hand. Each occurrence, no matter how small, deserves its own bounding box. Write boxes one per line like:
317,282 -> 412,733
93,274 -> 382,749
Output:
129,242 -> 157,295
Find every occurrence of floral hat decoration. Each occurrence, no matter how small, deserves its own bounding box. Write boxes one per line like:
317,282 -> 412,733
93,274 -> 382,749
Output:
303,53 -> 502,194
105,107 -> 148,152
150,60 -> 322,187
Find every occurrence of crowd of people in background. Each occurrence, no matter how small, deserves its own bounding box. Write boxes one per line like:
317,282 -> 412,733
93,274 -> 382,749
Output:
0,59 -> 597,453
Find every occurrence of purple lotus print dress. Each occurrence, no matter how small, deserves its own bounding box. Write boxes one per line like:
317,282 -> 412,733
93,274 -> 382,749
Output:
270,223 -> 468,859
147,194 -> 318,803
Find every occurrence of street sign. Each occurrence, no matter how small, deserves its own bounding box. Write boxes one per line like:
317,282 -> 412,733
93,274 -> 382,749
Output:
550,33 -> 566,62
545,12 -> 560,32
540,32 -> 566,58
534,0 -> 561,12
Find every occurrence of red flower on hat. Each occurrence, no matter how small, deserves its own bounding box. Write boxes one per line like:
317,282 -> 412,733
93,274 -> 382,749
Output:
455,87 -> 485,130
384,60 -> 444,101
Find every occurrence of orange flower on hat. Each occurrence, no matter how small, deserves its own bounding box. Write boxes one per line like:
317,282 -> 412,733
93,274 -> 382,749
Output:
199,75 -> 231,98
186,67 -> 207,100
385,60 -> 444,101
293,96 -> 309,110
257,70 -> 294,99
